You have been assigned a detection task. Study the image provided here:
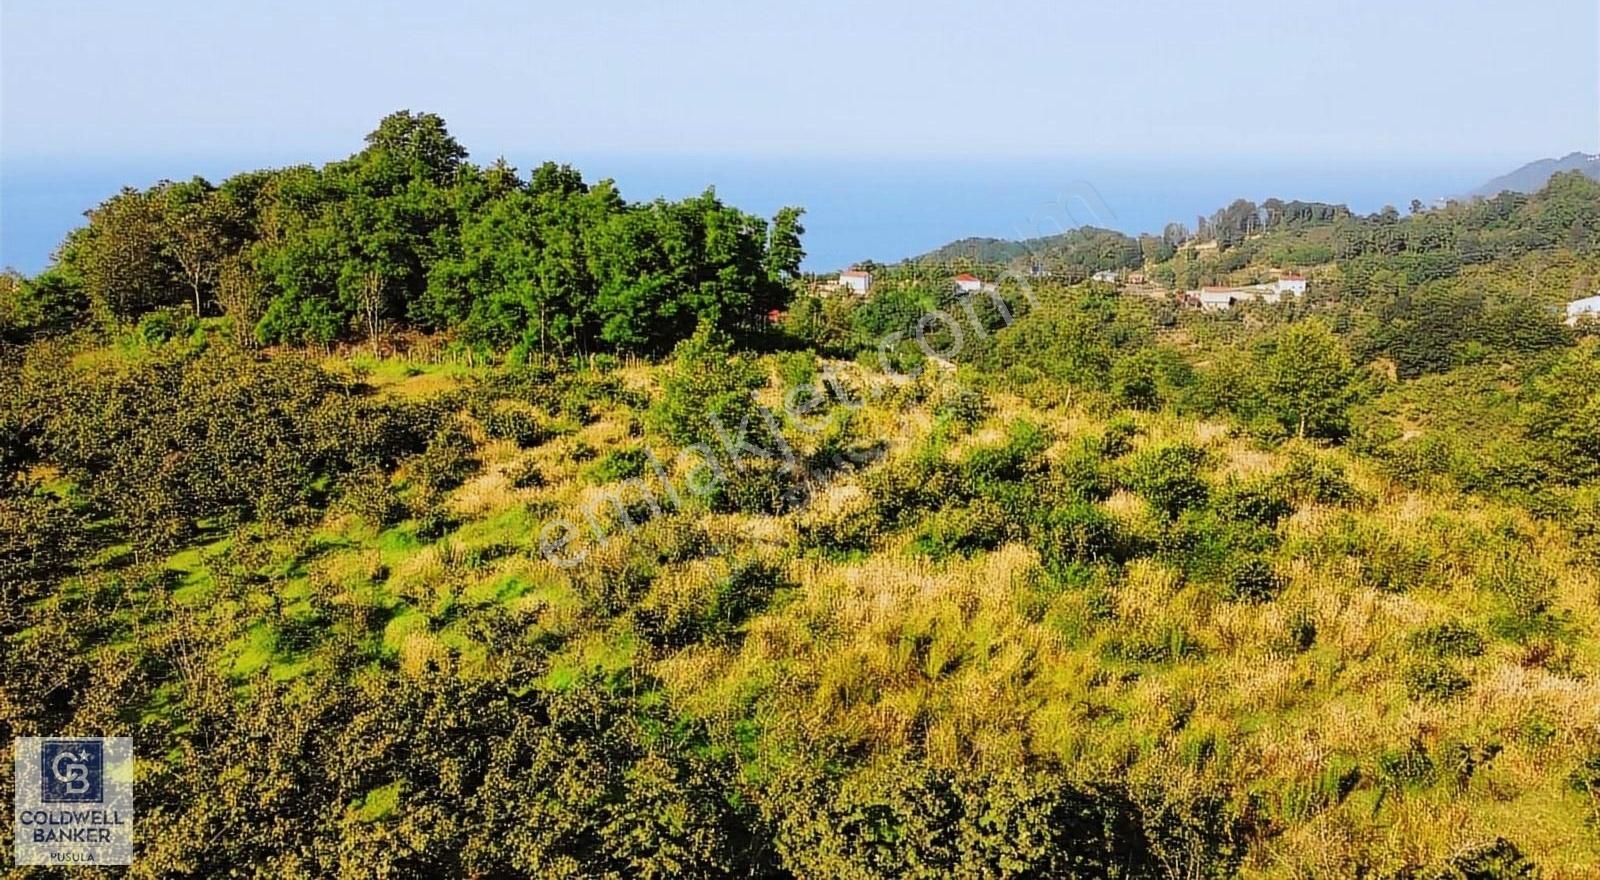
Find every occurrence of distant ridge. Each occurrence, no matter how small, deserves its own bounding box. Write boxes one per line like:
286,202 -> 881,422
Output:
1468,151 -> 1600,198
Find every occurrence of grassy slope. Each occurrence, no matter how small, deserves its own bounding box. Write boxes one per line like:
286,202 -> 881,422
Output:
124,349 -> 1600,877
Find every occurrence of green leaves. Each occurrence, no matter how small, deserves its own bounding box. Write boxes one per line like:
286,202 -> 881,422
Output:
1259,320 -> 1359,441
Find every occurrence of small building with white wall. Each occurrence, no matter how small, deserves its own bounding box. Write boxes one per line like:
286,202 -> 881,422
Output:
838,269 -> 871,295
1568,294 -> 1600,326
1196,287 -> 1255,311
953,273 -> 985,293
1272,274 -> 1308,297
1091,270 -> 1118,284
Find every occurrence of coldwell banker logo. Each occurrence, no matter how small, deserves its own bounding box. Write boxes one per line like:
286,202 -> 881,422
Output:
40,740 -> 103,803
13,737 -> 133,866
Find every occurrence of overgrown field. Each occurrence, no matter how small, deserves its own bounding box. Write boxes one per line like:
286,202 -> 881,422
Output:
4,311 -> 1598,877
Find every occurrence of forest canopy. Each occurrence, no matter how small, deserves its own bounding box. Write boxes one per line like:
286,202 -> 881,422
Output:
2,111 -> 804,356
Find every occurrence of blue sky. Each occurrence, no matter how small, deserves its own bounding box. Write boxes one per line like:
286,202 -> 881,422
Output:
2,0 -> 1596,165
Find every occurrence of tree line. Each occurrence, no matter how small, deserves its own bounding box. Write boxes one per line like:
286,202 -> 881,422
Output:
0,111 -> 806,356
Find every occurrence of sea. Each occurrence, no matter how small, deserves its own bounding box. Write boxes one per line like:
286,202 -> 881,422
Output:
0,154 -> 1503,275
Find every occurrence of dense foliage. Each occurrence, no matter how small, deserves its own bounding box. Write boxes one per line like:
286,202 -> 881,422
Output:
1,112 -> 802,356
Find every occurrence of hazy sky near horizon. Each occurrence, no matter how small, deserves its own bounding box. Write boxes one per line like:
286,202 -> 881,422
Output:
2,0 -> 1596,165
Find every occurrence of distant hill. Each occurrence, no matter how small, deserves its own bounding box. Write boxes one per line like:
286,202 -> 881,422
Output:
1468,152 -> 1600,198
912,236 -> 1041,265
909,227 -> 1142,276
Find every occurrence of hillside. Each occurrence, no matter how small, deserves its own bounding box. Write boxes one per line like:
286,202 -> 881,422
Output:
1469,151 -> 1600,198
5,114 -> 1600,878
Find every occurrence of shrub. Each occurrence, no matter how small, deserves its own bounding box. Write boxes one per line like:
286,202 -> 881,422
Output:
776,350 -> 819,389
798,503 -> 881,556
651,323 -> 767,448
409,420 -> 479,494
1274,450 -> 1357,506
863,446 -> 960,528
1425,837 -> 1538,880
587,446 -> 651,484
1212,478 -> 1293,527
1226,556 -> 1283,603
1275,608 -> 1318,654
1126,443 -> 1210,519
911,500 -> 1009,559
710,458 -> 799,516
1098,415 -> 1140,458
961,420 -> 1052,490
1568,749 -> 1600,799
0,483 -> 87,605
1479,551 -> 1555,630
1409,621 -> 1486,659
1051,439 -> 1115,503
479,404 -> 547,447
1110,350 -> 1163,411
136,306 -> 198,345
337,471 -> 404,527
933,385 -> 990,430
1037,502 -> 1123,569
506,458 -> 545,489
1404,660 -> 1472,701
1377,738 -> 1436,789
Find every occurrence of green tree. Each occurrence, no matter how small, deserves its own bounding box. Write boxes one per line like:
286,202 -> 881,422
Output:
74,187 -> 179,322
766,206 -> 806,284
1524,339 -> 1600,481
160,178 -> 242,316
651,322 -> 767,449
1260,321 -> 1358,440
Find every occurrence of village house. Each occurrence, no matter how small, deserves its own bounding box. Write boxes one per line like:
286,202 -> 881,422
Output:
1188,274 -> 1309,308
1091,270 -> 1118,284
838,269 -> 872,295
1272,273 -> 1308,297
1568,294 -> 1600,326
953,273 -> 986,293
1195,286 -> 1255,311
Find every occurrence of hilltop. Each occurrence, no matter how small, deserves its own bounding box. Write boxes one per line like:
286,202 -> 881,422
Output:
1469,151 -> 1600,198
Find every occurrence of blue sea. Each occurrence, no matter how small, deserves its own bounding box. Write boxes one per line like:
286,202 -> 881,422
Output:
0,154 -> 1502,275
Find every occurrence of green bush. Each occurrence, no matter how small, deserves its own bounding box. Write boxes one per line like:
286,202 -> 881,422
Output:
1409,621 -> 1486,658
933,385 -> 990,430
409,420 -> 479,494
776,350 -> 819,389
1212,478 -> 1293,527
651,323 -> 767,448
710,458 -> 799,515
587,446 -> 651,484
1037,502 -> 1124,569
1377,738 -> 1436,789
1424,837 -> 1538,880
911,500 -> 1009,559
1226,556 -> 1284,603
1098,414 -> 1140,458
479,404 -> 547,447
1126,443 -> 1210,519
1274,450 -> 1357,506
1404,660 -> 1472,701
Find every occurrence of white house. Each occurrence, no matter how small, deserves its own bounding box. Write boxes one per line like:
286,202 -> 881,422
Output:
1196,287 -> 1255,311
1568,294 -> 1600,326
1091,270 -> 1118,284
953,273 -> 985,293
838,269 -> 872,295
1271,274 -> 1308,297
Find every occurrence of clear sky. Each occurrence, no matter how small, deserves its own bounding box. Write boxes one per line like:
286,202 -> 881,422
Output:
2,0 -> 1596,165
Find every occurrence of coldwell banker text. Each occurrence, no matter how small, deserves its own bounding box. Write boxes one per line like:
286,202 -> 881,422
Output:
12,737 -> 135,866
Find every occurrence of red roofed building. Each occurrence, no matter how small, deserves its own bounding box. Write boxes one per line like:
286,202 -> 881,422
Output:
953,273 -> 984,293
